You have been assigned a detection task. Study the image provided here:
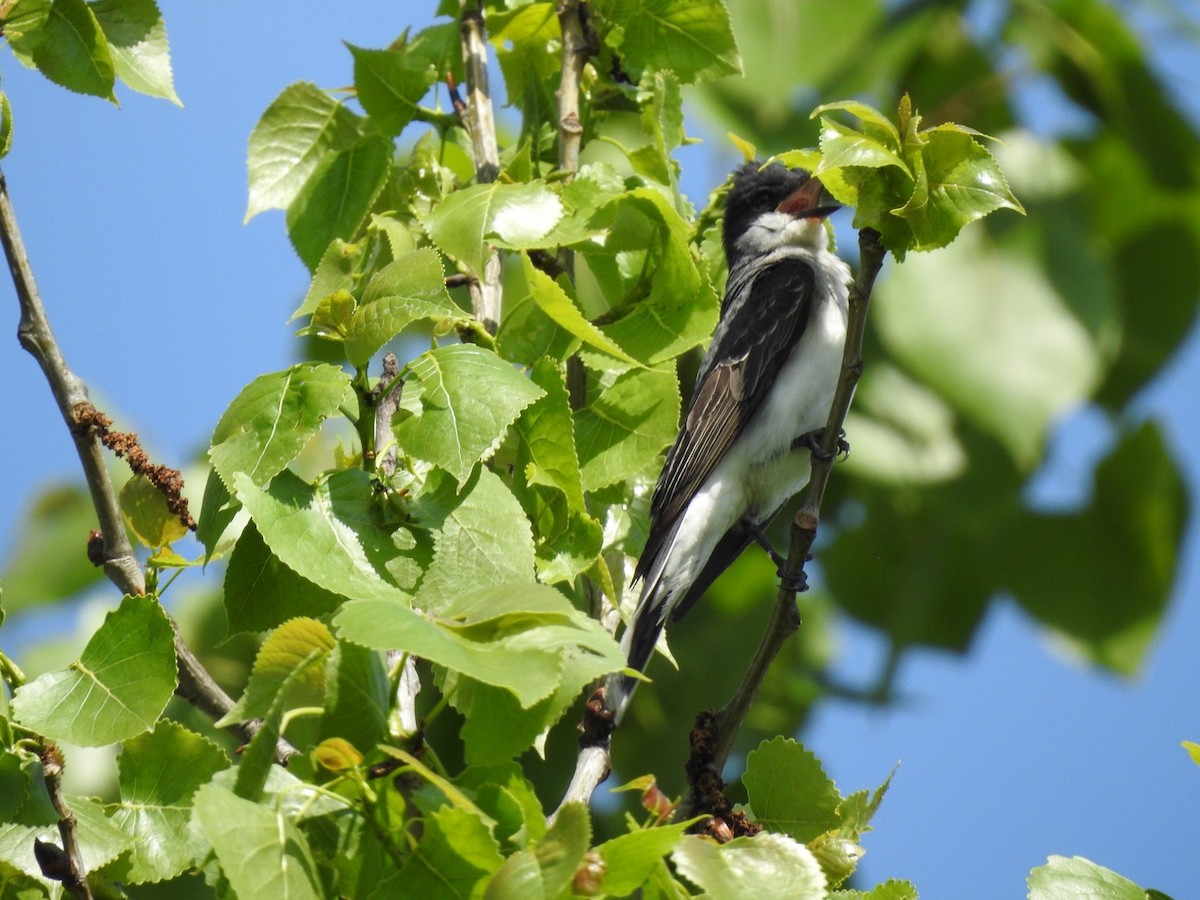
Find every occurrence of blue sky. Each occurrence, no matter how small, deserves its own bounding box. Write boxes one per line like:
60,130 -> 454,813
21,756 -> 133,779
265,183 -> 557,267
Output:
1,4 -> 1197,897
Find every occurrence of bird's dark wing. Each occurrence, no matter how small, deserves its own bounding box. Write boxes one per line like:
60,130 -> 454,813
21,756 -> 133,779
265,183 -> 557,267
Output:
635,256 -> 815,581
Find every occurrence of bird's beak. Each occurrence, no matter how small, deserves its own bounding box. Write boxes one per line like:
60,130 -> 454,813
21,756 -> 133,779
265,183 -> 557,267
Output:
777,175 -> 840,220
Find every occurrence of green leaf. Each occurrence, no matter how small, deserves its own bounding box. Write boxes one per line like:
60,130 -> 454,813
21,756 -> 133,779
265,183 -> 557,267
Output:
245,81 -> 363,221
742,737 -> 842,843
597,822 -> 692,896
11,594 -> 176,746
0,484 -> 105,611
449,678 -> 564,765
0,860 -> 48,897
297,288 -> 356,341
222,620 -> 335,799
841,364 -> 966,486
1006,422 -> 1187,675
518,253 -> 640,366
336,583 -> 622,709
830,880 -> 919,900
590,189 -> 718,365
287,134 -> 392,270
485,802 -> 589,899
233,469 -> 413,604
344,249 -> 460,366
452,763 -> 547,850
387,806 -> 503,898
192,783 -> 323,900
575,366 -> 680,492
875,229 -> 1101,468
119,473 -> 188,548
893,129 -> 1023,251
414,467 -> 536,612
290,237 -> 366,322
817,116 -> 909,176
0,92 -> 11,159
107,721 -> 229,883
319,641 -> 388,752
812,100 -> 901,149
673,833 -> 826,898
517,358 -> 587,511
349,40 -> 438,138
421,180 -> 564,277
600,0 -> 740,84
0,794 -> 130,881
224,522 -> 346,634
209,363 -> 352,490
221,618 -> 334,724
1184,740 -> 1200,767
394,344 -> 545,483
28,0 -> 116,101
91,0 -> 178,104
1027,855 -> 1145,900
196,467 -> 239,560
334,600 -> 558,709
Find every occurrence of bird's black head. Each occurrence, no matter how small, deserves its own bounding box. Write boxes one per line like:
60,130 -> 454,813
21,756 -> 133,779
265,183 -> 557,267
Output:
722,161 -> 839,267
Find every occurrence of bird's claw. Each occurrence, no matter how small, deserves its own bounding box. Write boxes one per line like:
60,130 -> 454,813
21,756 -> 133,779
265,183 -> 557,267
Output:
794,428 -> 850,461
777,568 -> 809,593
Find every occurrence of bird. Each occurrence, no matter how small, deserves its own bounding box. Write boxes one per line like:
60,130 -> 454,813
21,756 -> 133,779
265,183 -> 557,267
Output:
608,160 -> 852,721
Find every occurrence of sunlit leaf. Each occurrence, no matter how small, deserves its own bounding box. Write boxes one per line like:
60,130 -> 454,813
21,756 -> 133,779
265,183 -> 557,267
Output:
192,783 -> 323,900
344,249 -> 460,366
12,595 -> 176,746
599,0 -> 740,84
245,81 -> 363,220
394,344 -> 545,483
209,363 -> 351,490
107,721 -> 228,883
91,0 -> 178,104
422,180 -> 563,277
287,134 -> 392,270
673,833 -> 826,898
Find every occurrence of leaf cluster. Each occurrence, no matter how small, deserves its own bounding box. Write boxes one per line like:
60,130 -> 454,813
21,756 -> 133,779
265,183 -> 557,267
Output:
0,0 -> 1195,897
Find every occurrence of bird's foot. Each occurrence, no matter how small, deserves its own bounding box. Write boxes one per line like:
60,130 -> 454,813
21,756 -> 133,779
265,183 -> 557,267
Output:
778,568 -> 809,594
793,427 -> 850,461
744,520 -> 812,592
742,520 -> 787,569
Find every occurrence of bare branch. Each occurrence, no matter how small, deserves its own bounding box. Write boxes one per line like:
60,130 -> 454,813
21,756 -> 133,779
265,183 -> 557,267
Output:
555,0 -> 594,176
457,2 -> 503,333
552,686 -> 614,819
1,168 -> 295,764
458,3 -> 500,184
37,744 -> 93,899
679,228 -> 887,817
2,169 -> 145,597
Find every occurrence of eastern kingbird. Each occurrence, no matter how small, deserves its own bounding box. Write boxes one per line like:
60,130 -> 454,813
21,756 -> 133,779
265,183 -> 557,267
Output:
609,161 -> 851,720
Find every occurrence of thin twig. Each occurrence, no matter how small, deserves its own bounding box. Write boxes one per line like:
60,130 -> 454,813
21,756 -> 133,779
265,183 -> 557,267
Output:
37,743 -> 93,899
552,686 -> 614,819
458,4 -> 500,183
555,0 -> 591,177
679,228 -> 887,818
373,352 -> 403,478
459,1 -> 502,334
1,168 -> 294,764
2,169 -> 144,597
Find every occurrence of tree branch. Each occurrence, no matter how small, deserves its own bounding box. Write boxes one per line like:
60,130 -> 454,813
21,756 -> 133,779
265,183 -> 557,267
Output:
555,0 -> 593,177
1,167 -> 294,763
2,169 -> 144,598
680,228 -> 887,818
37,743 -> 93,899
459,1 -> 502,334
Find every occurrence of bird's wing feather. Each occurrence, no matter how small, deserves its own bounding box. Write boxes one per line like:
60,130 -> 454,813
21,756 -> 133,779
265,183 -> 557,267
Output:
635,256 -> 816,581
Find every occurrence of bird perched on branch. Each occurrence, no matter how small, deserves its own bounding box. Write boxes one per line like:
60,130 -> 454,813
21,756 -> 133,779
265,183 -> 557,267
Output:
609,161 -> 852,720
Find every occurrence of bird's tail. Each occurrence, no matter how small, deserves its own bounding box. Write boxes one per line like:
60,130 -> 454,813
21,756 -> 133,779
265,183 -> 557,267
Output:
606,563 -> 675,723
